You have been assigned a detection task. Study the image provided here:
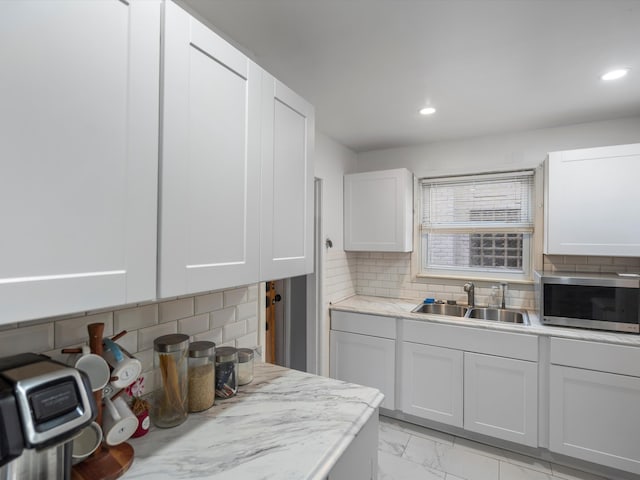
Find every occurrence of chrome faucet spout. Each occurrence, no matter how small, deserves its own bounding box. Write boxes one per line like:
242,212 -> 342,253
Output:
463,282 -> 475,307
500,282 -> 508,309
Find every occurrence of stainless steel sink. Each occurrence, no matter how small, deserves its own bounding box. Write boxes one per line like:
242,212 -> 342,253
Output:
412,303 -> 469,317
411,303 -> 528,324
466,307 -> 528,324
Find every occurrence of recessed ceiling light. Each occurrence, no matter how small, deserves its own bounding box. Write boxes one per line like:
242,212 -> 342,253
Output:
419,107 -> 436,115
601,68 -> 629,81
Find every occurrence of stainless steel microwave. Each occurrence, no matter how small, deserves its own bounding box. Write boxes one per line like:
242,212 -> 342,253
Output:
535,271 -> 640,334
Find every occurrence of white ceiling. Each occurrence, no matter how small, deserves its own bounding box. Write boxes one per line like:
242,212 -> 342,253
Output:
180,0 -> 640,153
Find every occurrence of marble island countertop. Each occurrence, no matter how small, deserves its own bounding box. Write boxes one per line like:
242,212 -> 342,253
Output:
330,295 -> 640,347
125,362 -> 383,480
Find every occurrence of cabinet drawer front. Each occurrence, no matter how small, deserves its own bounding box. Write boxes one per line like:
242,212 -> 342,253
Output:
403,320 -> 537,361
550,365 -> 640,474
550,338 -> 640,377
331,311 -> 396,339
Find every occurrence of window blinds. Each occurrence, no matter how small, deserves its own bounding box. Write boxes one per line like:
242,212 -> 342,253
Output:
421,171 -> 534,233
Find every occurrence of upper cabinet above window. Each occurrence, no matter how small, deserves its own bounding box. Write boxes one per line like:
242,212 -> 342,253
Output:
544,143 -> 640,257
0,0 -> 161,325
344,169 -> 414,252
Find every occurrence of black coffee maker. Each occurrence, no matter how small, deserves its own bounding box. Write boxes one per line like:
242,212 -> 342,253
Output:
0,353 -> 96,480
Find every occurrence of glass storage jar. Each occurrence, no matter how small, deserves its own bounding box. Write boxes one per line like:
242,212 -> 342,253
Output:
151,333 -> 189,428
215,346 -> 238,398
237,348 -> 254,386
188,341 -> 216,412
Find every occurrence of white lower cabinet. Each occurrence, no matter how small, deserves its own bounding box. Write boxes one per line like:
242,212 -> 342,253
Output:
401,343 -> 463,427
464,352 -> 538,447
399,320 -> 538,447
330,330 -> 395,410
330,311 -> 396,410
549,338 -> 640,474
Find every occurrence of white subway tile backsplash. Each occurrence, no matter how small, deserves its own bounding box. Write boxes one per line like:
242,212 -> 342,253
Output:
159,298 -> 194,323
246,316 -> 258,333
0,323 -> 54,356
114,304 -> 158,332
135,348 -> 154,372
138,322 -> 178,351
237,301 -> 257,320
223,321 -> 247,342
223,287 -> 248,307
178,314 -> 210,336
236,332 -> 258,349
193,328 -> 223,345
116,331 -> 138,355
54,312 -> 113,348
5,283 -> 260,406
210,307 -> 236,329
248,284 -> 259,301
195,292 -> 223,315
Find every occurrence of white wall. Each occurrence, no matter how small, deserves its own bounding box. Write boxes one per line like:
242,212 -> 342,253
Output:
356,116 -> 640,176
314,132 -> 358,376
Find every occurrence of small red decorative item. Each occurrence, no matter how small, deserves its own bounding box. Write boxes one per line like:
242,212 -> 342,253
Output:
131,408 -> 150,438
126,377 -> 150,438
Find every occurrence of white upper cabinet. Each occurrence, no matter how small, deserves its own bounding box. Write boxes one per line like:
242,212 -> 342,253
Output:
545,143 -> 640,257
344,169 -> 413,252
260,74 -> 315,281
159,1 -> 261,297
0,0 -> 160,324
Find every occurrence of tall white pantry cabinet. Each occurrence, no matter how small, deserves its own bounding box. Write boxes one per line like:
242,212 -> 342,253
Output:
0,0 -> 314,326
0,0 -> 161,324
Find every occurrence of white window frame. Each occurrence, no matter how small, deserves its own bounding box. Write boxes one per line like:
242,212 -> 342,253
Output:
416,169 -> 539,283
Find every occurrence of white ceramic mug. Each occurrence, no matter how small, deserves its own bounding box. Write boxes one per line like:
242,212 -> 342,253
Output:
102,339 -> 142,390
102,396 -> 138,446
71,421 -> 102,464
68,345 -> 111,393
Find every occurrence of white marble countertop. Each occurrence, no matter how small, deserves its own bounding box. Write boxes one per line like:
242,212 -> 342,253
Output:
330,295 -> 640,347
125,362 -> 383,480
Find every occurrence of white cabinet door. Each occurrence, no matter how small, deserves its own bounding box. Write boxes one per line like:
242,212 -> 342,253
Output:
330,331 -> 395,410
545,143 -> 640,256
344,169 -> 413,252
159,1 -> 260,297
549,365 -> 640,474
0,0 -> 160,324
464,353 -> 538,447
260,74 -> 314,281
401,342 -> 463,427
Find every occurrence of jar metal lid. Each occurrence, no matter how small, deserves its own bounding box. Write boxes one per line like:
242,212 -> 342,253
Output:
215,346 -> 238,363
189,341 -> 216,358
237,348 -> 254,362
154,333 -> 190,352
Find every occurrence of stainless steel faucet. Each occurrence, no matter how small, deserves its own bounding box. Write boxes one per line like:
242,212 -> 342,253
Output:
463,282 -> 475,307
500,282 -> 508,309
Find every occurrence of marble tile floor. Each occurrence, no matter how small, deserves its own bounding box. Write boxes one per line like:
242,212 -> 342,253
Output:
378,416 -> 607,480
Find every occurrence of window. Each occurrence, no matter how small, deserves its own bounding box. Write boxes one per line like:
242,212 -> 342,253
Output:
419,171 -> 534,281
